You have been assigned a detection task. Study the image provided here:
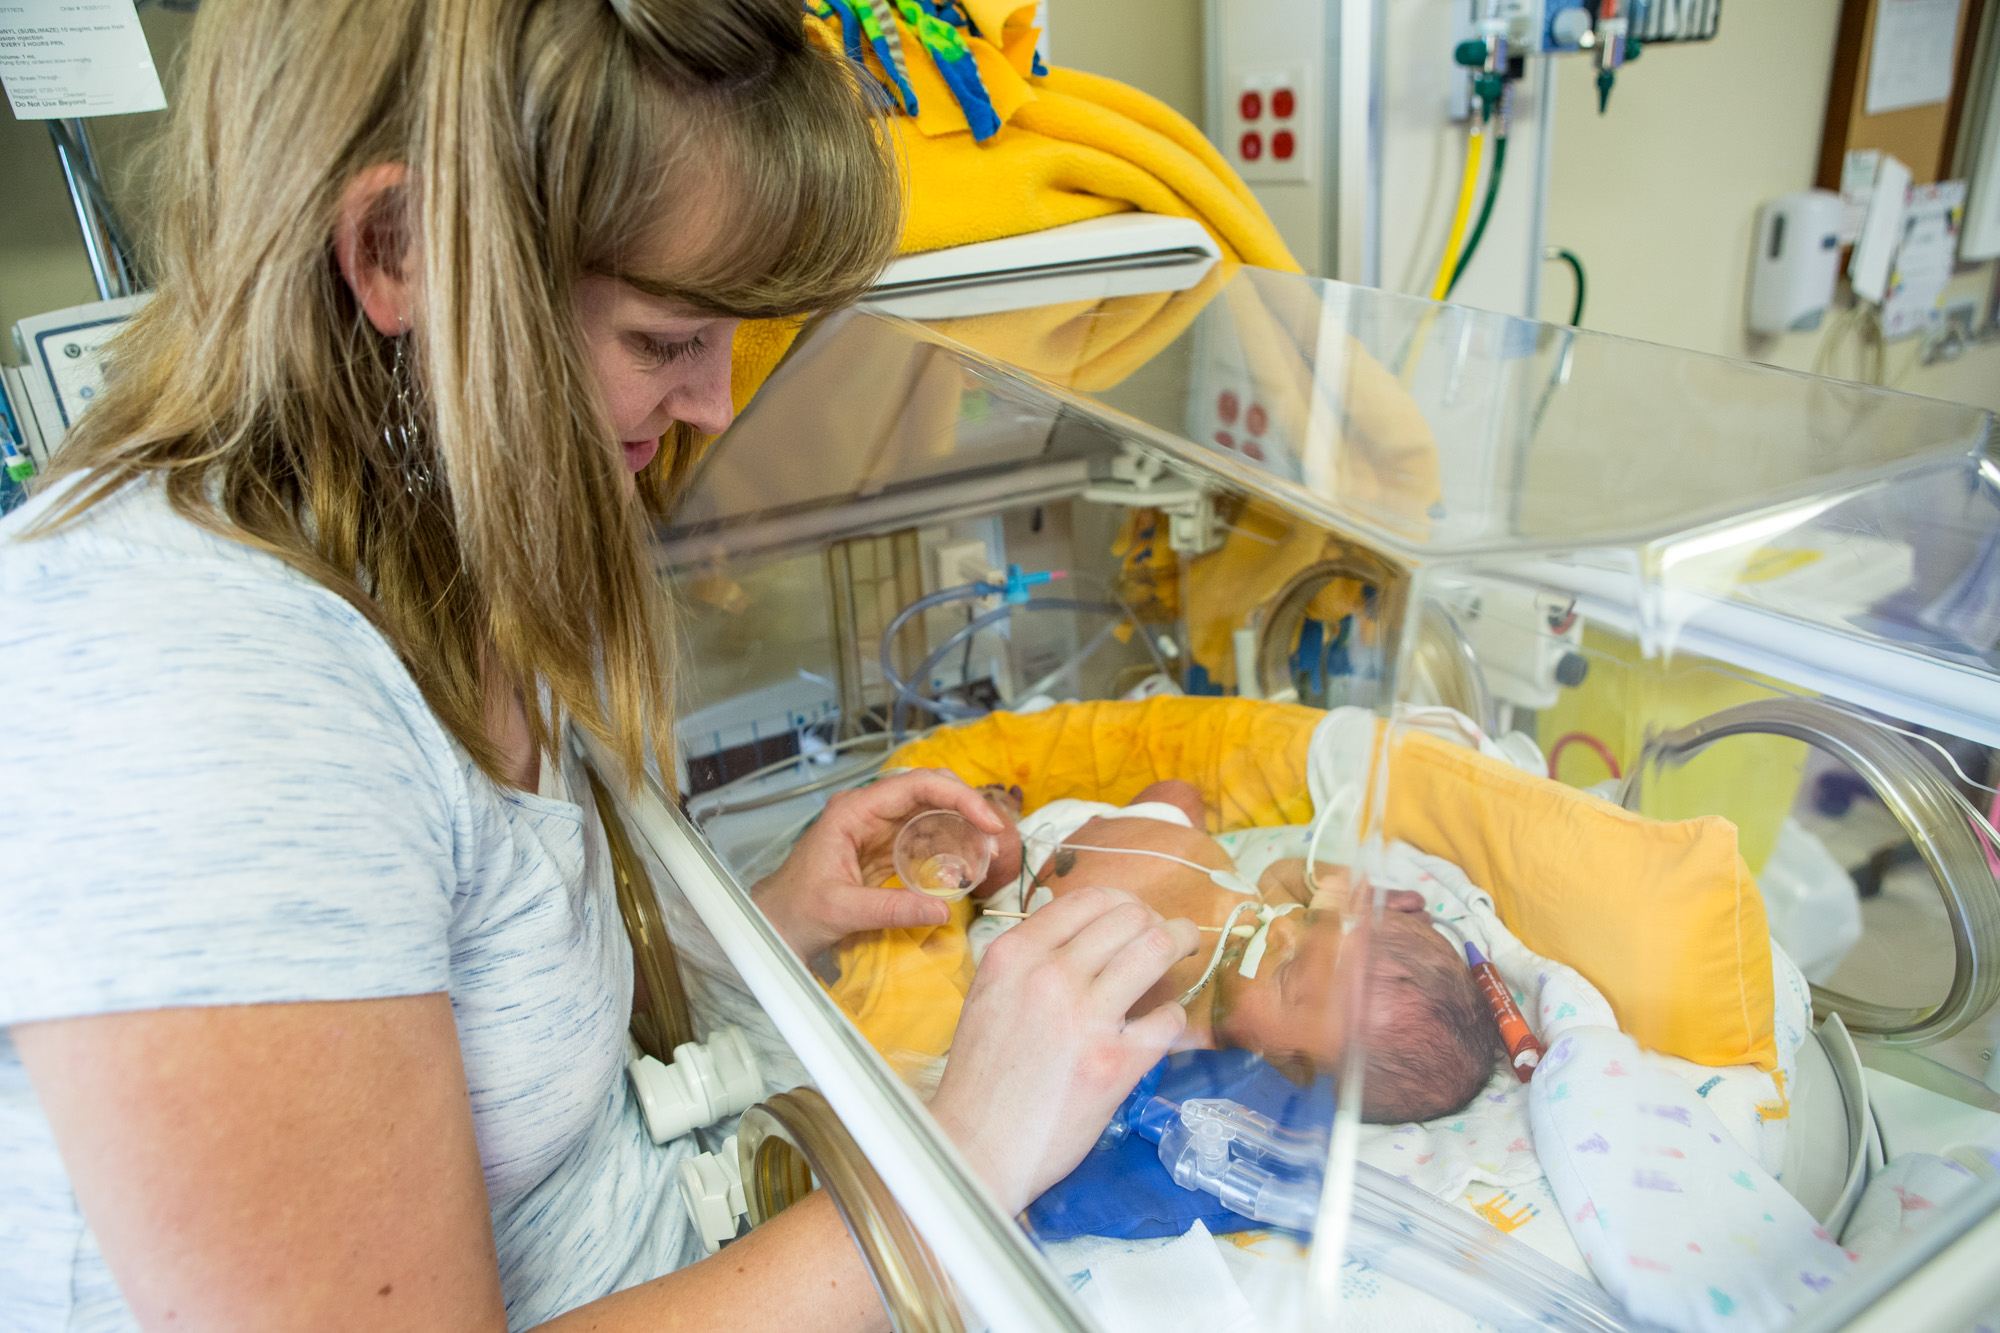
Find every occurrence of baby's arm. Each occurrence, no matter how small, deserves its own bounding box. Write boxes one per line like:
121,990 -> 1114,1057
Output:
1130,779 -> 1206,828
1258,858 -> 1352,907
1257,859 -> 1428,916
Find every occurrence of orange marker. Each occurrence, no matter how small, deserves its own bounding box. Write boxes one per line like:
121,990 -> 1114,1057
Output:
1466,941 -> 1545,1082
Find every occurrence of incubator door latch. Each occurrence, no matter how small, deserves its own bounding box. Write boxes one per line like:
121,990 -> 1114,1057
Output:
628,1026 -> 764,1145
679,1134 -> 748,1254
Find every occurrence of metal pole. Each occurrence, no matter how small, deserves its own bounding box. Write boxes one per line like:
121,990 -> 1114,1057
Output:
1331,0 -> 1387,286
1526,52 -> 1557,321
48,119 -> 140,300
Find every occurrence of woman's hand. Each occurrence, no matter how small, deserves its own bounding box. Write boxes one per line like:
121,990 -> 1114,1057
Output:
928,886 -> 1200,1214
751,770 -> 1008,964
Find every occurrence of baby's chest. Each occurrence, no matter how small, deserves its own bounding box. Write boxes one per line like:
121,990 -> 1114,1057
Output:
1052,824 -> 1233,920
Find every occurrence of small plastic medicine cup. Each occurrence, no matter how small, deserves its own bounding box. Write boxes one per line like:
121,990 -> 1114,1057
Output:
892,809 -> 994,902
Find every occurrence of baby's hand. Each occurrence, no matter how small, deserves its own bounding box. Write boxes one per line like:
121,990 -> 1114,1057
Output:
970,785 -> 1024,898
1258,858 -> 1352,907
1257,860 -> 1425,916
975,783 -> 1024,820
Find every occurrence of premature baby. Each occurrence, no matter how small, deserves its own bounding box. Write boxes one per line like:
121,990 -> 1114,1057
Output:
968,781 -> 1496,1124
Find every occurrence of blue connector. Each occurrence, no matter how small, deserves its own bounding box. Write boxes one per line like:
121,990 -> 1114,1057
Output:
1000,563 -> 1056,605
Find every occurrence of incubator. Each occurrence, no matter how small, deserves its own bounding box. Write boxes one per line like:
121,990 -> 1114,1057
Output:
582,262 -> 2000,1331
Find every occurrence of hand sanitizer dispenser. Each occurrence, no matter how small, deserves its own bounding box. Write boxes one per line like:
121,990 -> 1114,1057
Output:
1748,191 -> 1845,336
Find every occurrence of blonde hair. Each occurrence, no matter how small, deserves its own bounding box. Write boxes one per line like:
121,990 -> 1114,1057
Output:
37,0 -> 899,785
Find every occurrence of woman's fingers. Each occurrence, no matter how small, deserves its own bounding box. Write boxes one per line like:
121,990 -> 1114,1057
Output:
827,884 -> 950,934
1000,885 -> 1198,1013
1091,915 -> 1201,1015
1121,1000 -> 1191,1072
1002,883 -> 1137,951
831,770 -> 1007,837
1058,895 -> 1172,979
936,888 -> 1208,1211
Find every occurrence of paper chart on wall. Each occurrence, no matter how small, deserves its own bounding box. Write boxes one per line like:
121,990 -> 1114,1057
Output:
1881,180 -> 1968,340
1864,0 -> 1963,116
0,0 -> 165,121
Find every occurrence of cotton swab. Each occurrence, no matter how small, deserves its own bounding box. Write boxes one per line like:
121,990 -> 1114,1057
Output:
976,909 -> 1256,936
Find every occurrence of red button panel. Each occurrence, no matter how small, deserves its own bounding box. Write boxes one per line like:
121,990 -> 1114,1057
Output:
1272,88 -> 1296,119
1239,90 -> 1263,121
1272,130 -> 1295,160
1239,132 -> 1263,161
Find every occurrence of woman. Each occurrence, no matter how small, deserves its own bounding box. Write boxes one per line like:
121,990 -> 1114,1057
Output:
0,1 -> 1200,1328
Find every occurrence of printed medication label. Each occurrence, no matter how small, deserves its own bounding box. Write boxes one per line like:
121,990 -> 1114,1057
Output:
0,1 -> 165,120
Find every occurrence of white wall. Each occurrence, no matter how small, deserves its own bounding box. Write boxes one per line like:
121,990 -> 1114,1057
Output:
1542,3 -> 2000,413
1065,0 -> 2000,415
1053,0 -> 1205,122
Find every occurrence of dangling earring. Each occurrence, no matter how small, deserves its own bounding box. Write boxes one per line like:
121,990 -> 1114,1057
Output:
384,334 -> 436,497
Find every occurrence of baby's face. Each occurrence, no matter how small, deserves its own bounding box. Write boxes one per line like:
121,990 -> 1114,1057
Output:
1210,891 -> 1446,1076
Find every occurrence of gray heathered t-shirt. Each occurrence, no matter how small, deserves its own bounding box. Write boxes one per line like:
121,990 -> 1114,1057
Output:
0,477 -> 695,1330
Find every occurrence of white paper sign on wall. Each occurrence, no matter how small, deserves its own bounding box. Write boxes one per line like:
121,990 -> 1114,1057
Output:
0,1 -> 166,121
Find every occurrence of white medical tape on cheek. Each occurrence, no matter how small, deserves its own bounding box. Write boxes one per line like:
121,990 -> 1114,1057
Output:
1177,899 -> 1264,1006
1235,903 -> 1304,980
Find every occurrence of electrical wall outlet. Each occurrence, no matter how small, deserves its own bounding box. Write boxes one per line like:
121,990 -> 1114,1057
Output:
1226,64 -> 1310,184
933,538 -> 996,593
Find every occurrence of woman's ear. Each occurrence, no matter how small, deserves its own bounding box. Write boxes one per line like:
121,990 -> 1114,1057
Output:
333,162 -> 416,335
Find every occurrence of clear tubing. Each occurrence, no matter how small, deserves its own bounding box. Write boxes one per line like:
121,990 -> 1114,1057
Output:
1153,1099 -> 1628,1331
1345,1166 -> 1627,1333
1014,616 -> 1123,703
890,597 -> 1130,740
1986,787 -> 2000,879
1167,1098 -> 1327,1172
878,582 -> 996,729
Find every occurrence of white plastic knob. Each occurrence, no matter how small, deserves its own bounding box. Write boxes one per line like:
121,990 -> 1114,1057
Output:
1552,7 -> 1592,47
705,1027 -> 762,1116
678,1135 -> 748,1254
628,1026 -> 764,1145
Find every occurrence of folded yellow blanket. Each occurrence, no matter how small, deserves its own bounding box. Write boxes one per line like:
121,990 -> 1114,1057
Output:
728,9 -> 1300,416
826,699 -> 1777,1078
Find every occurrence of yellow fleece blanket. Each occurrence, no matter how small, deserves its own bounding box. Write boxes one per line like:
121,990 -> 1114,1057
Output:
729,9 -> 1301,415
826,699 -> 1777,1076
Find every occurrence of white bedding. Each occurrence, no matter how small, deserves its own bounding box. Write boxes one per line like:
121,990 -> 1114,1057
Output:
1207,819 -> 1832,1327
1108,702 -> 1836,1331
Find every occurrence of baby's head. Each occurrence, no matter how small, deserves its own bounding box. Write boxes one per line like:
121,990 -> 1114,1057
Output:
1353,923 -> 1498,1123
1210,903 -> 1497,1124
